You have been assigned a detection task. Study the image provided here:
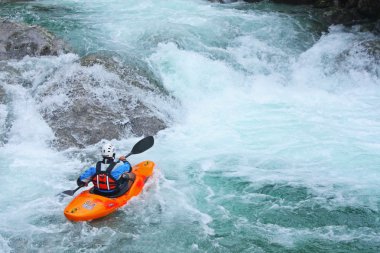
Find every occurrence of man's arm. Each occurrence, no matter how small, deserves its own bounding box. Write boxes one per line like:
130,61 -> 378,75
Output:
77,167 -> 96,186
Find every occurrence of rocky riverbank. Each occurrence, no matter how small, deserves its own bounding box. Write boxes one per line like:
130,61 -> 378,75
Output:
0,19 -> 171,150
211,0 -> 380,30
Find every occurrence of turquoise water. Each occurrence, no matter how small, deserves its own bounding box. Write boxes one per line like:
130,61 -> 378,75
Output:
1,0 -> 380,252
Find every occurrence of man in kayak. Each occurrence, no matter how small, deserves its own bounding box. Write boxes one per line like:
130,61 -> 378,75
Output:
76,143 -> 136,196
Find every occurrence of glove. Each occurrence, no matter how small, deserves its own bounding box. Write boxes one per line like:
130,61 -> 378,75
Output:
77,178 -> 87,187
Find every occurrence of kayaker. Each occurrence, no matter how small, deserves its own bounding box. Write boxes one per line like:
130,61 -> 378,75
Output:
76,143 -> 136,196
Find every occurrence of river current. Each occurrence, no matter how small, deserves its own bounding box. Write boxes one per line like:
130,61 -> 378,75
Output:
0,0 -> 379,252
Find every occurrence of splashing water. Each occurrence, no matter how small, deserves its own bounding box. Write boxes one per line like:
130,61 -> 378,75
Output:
0,0 -> 379,252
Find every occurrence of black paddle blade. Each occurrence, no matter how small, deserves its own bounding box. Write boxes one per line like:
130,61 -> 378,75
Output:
131,136 -> 154,154
61,190 -> 75,196
56,190 -> 74,201
58,186 -> 82,198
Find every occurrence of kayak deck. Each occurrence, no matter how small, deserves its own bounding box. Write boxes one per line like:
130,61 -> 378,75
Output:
64,160 -> 154,222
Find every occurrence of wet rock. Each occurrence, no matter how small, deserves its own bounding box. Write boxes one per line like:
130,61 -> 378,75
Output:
208,0 -> 263,3
208,0 -> 235,3
358,39 -> 380,61
333,39 -> 380,77
357,0 -> 380,19
0,20 -> 168,149
314,0 -> 334,8
272,0 -> 380,23
341,0 -> 359,8
36,55 -> 170,150
0,19 -> 69,61
271,0 -> 315,4
80,52 -> 168,95
322,7 -> 363,25
374,20 -> 380,35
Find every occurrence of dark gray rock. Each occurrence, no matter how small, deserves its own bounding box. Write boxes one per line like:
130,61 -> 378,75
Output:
0,19 -> 69,61
208,0 -> 235,3
0,20 -> 169,150
333,39 -> 380,77
357,0 -> 380,19
35,54 -> 170,150
342,0 -> 359,8
374,20 -> 380,34
314,0 -> 334,8
358,39 -> 380,61
256,0 -> 380,28
322,7 -> 363,25
80,52 -> 168,95
272,0 -> 315,4
209,0 -> 263,3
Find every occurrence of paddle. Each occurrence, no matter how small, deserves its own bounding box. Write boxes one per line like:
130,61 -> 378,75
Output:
61,186 -> 82,197
124,135 -> 154,159
59,136 -> 154,197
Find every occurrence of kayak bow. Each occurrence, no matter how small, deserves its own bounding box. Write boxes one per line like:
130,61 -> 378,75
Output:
64,160 -> 154,222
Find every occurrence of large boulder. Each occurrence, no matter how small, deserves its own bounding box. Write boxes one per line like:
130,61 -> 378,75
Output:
0,19 -> 69,61
80,52 -> 168,95
35,53 -> 170,150
0,19 -> 170,150
333,39 -> 380,76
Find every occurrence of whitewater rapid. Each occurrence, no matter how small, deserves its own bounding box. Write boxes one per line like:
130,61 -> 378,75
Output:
1,0 -> 380,252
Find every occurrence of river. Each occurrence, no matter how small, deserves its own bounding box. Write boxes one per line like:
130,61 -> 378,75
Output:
0,0 -> 379,252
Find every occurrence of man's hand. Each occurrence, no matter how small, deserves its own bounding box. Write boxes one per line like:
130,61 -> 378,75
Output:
119,155 -> 126,161
77,178 -> 88,187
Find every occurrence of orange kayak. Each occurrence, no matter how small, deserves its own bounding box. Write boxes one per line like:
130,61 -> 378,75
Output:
64,160 -> 155,222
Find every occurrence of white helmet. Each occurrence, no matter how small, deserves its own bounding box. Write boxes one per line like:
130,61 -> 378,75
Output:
101,143 -> 115,158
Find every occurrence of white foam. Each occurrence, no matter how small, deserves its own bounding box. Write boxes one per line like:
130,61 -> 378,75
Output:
1,0 -> 379,251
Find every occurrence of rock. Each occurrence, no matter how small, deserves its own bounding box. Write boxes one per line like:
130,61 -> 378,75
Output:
342,0 -> 359,8
0,19 -> 169,150
208,0 -> 263,3
80,52 -> 168,95
334,39 -> 380,76
267,0 -> 378,26
322,7 -> 363,25
271,0 -> 315,4
208,0 -> 235,3
357,0 -> 380,19
0,19 -> 69,61
374,20 -> 380,34
358,39 -> 380,61
0,19 -> 168,150
314,0 -> 334,8
35,55 -> 170,150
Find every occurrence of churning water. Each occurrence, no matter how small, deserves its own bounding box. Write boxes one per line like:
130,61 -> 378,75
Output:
0,0 -> 379,252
